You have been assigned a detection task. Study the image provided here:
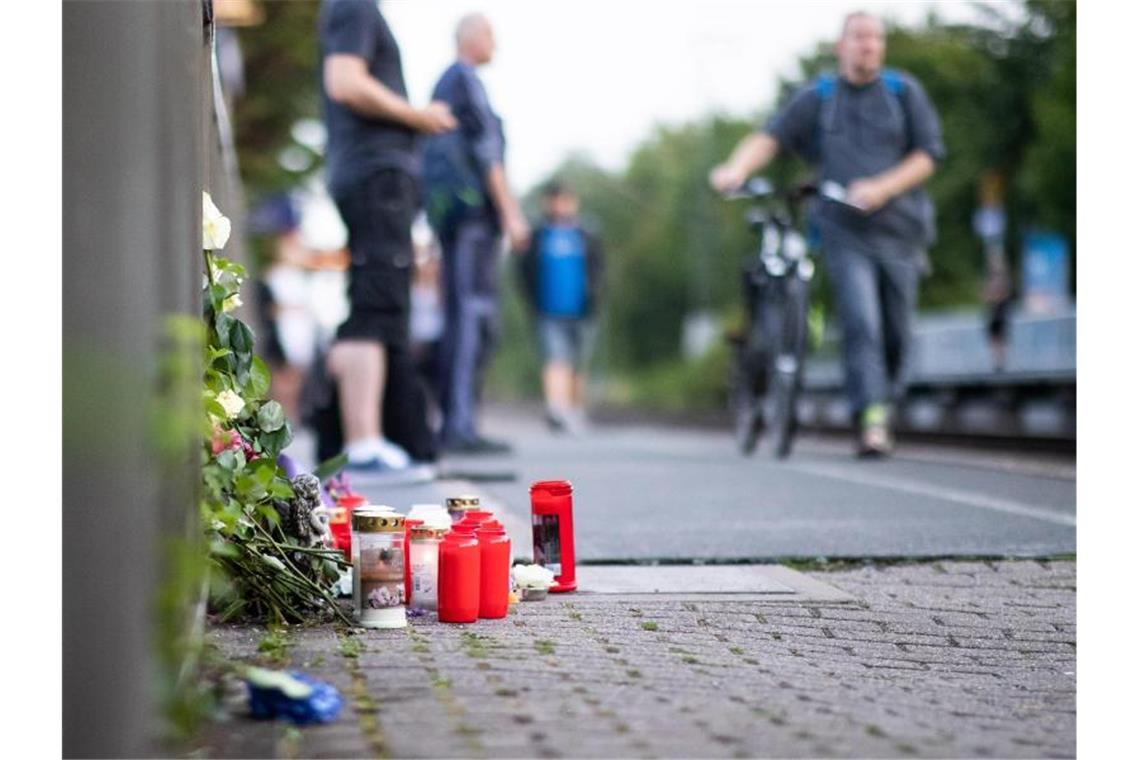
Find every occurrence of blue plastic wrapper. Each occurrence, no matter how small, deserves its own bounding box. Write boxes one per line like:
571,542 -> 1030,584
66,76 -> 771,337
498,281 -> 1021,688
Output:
246,669 -> 344,725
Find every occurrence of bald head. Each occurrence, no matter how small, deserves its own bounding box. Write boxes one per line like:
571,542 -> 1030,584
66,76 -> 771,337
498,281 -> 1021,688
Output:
456,13 -> 496,65
836,10 -> 886,84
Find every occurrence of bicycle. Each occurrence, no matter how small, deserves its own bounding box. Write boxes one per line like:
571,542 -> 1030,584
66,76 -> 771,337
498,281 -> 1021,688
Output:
722,178 -> 852,458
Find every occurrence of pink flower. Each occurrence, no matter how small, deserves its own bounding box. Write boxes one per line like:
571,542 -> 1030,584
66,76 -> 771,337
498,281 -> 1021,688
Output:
211,428 -> 242,456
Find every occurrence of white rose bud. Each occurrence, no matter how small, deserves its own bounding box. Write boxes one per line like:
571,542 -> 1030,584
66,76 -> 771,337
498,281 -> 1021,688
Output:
222,294 -> 242,312
216,389 -> 245,419
202,191 -> 232,251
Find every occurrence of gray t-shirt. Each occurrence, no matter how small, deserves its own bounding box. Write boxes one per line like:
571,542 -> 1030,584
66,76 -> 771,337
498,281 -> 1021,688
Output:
764,70 -> 945,253
319,0 -> 418,196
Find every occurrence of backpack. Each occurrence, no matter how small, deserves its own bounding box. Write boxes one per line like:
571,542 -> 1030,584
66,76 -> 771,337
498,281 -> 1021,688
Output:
421,130 -> 485,236
815,68 -> 907,147
814,68 -> 937,249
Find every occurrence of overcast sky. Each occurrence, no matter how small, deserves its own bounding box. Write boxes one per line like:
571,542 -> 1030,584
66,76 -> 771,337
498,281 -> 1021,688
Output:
381,0 -> 1009,193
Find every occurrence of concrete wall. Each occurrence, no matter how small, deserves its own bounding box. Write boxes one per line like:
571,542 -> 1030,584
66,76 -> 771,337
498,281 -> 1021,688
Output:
63,1 -> 206,755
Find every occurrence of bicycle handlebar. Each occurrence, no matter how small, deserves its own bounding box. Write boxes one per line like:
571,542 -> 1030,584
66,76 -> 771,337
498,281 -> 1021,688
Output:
721,177 -> 866,211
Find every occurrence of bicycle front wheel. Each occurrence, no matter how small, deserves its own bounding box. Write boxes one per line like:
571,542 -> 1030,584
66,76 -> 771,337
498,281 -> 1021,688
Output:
768,278 -> 809,459
729,345 -> 763,456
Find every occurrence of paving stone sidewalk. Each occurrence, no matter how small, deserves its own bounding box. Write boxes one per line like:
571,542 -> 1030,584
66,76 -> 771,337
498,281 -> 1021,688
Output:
200,559 -> 1075,759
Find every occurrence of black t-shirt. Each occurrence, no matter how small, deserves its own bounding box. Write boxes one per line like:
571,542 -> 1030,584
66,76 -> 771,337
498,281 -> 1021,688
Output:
764,71 -> 945,253
319,0 -> 418,195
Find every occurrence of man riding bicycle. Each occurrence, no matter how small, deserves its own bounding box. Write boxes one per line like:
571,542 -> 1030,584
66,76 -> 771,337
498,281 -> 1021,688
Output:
710,11 -> 944,457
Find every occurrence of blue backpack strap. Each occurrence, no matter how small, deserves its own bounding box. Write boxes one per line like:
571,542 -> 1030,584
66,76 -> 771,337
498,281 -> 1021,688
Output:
815,73 -> 838,100
880,68 -> 906,97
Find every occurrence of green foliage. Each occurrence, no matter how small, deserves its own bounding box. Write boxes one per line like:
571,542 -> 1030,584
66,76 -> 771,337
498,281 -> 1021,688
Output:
232,2 -> 322,199
201,248 -> 349,625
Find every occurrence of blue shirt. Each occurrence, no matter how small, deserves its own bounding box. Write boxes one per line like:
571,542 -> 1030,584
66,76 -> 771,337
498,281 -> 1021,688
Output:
537,225 -> 589,318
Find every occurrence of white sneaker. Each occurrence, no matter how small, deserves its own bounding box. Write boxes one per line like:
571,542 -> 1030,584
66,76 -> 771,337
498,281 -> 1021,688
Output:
376,438 -> 412,468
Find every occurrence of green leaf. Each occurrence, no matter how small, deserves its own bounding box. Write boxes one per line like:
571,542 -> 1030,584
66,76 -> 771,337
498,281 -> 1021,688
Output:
215,449 -> 238,471
204,398 -> 228,421
313,453 -> 349,481
229,319 -> 254,356
257,401 -> 285,432
267,480 -> 294,500
214,312 -> 235,349
258,422 -> 293,458
248,356 -> 271,399
252,459 -> 279,486
229,320 -> 255,386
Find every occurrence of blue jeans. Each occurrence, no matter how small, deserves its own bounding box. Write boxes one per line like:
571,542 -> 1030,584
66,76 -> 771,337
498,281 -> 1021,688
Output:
824,244 -> 920,416
438,217 -> 500,443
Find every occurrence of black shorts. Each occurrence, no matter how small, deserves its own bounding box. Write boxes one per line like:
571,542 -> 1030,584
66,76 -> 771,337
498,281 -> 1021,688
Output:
333,169 -> 418,346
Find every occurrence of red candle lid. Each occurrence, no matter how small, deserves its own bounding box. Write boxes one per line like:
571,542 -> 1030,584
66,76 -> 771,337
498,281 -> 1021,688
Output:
529,480 -> 573,495
476,519 -> 505,536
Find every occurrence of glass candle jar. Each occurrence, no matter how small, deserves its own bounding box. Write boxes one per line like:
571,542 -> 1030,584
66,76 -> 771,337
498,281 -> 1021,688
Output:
352,508 -> 406,629
409,525 -> 445,611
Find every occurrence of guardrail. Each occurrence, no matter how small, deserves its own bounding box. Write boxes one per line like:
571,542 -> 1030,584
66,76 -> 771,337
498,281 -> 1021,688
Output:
800,306 -> 1076,440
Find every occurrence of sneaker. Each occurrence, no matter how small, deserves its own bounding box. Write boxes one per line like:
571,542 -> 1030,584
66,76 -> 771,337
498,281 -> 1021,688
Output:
857,403 -> 893,459
562,409 -> 590,436
343,457 -> 436,486
376,438 -> 412,468
440,435 -> 514,456
545,409 -> 568,433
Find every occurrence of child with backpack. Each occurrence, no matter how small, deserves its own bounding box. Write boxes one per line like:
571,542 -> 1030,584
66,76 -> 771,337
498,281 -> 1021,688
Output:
519,181 -> 605,433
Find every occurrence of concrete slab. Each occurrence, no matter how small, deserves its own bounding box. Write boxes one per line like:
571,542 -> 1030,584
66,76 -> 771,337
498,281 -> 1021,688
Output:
574,563 -> 857,603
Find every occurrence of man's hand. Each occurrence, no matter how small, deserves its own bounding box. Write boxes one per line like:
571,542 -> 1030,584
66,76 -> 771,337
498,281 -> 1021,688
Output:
709,162 -> 749,194
847,177 -> 892,213
503,210 -> 531,252
415,101 -> 457,135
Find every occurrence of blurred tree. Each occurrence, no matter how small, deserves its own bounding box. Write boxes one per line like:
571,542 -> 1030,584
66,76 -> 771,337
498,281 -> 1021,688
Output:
231,2 -> 322,202
493,0 -> 1075,409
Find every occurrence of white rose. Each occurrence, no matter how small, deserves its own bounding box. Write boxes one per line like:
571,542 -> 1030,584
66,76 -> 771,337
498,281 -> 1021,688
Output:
511,564 -> 556,590
222,293 -> 242,312
216,389 -> 245,419
202,191 -> 232,250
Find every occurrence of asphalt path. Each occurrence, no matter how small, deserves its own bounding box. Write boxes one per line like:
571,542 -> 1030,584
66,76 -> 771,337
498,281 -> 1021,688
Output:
436,407 -> 1076,561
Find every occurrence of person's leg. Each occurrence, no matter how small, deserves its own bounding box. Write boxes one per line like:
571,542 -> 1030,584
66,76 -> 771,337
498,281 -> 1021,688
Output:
330,170 -> 416,467
877,252 -> 921,405
438,221 -> 488,444
538,318 -> 575,428
543,362 -> 575,413
327,340 -> 385,444
570,319 -> 598,413
380,341 -> 438,464
825,245 -> 888,418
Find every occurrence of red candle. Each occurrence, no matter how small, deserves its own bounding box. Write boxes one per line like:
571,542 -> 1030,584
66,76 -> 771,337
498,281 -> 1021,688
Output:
529,480 -> 577,593
476,519 -> 511,619
437,528 -> 480,623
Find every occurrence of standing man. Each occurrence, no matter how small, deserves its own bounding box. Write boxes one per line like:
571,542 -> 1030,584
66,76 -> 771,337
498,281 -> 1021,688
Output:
422,12 -> 530,455
710,11 -> 944,457
519,181 -> 605,434
319,0 -> 456,479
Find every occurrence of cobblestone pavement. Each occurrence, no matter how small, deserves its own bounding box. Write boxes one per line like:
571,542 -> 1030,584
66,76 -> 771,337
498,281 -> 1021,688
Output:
200,560 -> 1075,759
